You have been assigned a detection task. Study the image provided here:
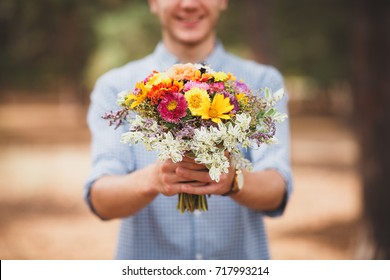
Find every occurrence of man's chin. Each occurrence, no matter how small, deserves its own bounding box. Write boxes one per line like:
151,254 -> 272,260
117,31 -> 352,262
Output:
173,34 -> 211,47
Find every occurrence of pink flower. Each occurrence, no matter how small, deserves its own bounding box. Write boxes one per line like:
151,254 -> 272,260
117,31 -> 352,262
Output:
210,82 -> 225,91
157,92 -> 188,123
183,81 -> 210,91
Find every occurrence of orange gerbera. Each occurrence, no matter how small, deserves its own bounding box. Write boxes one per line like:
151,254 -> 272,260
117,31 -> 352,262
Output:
147,80 -> 184,105
166,63 -> 201,81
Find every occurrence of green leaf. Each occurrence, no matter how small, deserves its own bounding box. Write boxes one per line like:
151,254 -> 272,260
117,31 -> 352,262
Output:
265,108 -> 275,116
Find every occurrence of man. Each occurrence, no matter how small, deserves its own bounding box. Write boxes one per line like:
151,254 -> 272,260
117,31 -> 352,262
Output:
85,0 -> 292,259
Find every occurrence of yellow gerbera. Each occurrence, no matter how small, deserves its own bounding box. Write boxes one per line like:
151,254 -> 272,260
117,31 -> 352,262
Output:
200,93 -> 234,123
184,87 -> 211,116
126,82 -> 148,108
146,72 -> 172,89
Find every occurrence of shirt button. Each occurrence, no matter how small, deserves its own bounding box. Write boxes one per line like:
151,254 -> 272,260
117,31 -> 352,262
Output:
195,253 -> 203,260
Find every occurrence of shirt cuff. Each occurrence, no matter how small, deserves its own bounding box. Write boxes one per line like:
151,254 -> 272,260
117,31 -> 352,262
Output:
84,157 -> 130,220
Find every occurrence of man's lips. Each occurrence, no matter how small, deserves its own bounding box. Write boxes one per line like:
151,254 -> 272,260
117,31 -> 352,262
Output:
175,15 -> 204,27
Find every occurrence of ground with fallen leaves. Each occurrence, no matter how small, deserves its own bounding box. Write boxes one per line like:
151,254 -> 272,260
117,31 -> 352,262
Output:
0,103 -> 362,259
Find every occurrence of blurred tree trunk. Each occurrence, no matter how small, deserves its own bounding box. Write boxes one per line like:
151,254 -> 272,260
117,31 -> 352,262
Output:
350,0 -> 390,259
244,0 -> 275,65
56,7 -> 91,107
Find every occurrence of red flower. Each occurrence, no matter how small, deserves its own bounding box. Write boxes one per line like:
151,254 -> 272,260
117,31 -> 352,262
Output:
157,92 -> 188,123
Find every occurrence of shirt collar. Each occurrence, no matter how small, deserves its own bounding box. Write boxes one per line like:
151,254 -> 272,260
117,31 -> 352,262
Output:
152,40 -> 227,71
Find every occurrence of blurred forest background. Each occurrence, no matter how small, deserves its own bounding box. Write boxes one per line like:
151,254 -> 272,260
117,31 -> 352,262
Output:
1,0 -> 389,259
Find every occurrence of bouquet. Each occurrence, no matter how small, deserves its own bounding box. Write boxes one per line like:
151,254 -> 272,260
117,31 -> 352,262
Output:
103,63 -> 287,213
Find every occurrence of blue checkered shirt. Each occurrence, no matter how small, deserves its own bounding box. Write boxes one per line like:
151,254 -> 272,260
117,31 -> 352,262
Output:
85,42 -> 292,260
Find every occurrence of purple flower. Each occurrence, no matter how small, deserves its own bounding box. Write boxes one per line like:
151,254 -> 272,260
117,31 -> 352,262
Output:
229,95 -> 240,112
220,91 -> 239,112
234,80 -> 251,93
176,125 -> 195,140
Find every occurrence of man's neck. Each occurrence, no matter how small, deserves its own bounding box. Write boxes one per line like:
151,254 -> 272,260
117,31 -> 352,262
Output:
162,36 -> 216,63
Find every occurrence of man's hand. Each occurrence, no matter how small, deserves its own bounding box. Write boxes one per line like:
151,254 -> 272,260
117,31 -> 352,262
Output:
156,156 -> 235,196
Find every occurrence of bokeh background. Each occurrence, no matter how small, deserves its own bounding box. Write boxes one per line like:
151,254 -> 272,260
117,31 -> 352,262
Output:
1,0 -> 389,259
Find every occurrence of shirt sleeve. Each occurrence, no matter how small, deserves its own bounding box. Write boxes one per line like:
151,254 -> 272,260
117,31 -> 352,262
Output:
249,66 -> 293,217
84,72 -> 136,216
